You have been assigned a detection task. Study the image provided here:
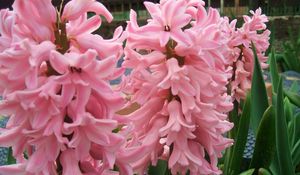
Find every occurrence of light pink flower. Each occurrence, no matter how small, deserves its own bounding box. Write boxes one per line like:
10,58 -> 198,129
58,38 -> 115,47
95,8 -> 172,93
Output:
0,39 -> 55,91
62,0 -> 113,22
12,0 -> 56,42
0,0 -> 130,174
158,58 -> 196,96
121,1 -> 234,174
0,9 -> 15,51
129,0 -> 192,46
227,8 -> 270,101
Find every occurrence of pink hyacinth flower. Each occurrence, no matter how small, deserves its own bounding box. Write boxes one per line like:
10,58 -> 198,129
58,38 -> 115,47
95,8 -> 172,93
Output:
0,0 -> 131,174
121,0 -> 234,174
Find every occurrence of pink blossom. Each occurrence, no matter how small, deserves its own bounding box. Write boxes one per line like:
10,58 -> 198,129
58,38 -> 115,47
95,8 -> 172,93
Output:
121,0 -> 234,174
133,0 -> 192,46
0,0 -> 130,174
12,0 -> 56,42
0,9 -> 15,51
243,8 -> 268,31
62,0 -> 113,22
226,8 -> 270,101
0,0 -> 271,174
158,58 -> 196,96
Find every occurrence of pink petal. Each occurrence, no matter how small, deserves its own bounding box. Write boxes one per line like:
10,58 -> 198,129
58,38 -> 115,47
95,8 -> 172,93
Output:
0,126 -> 22,147
60,149 -> 82,175
160,31 -> 170,47
25,69 -> 38,89
60,84 -> 76,107
0,163 -> 27,175
49,51 -> 69,74
63,0 -> 113,23
26,148 -> 48,173
144,2 -> 160,19
69,15 -> 102,36
86,56 -> 116,79
74,85 -> 91,113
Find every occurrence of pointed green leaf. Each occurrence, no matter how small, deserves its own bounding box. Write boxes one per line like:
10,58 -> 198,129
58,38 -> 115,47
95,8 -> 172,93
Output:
239,169 -> 255,175
223,101 -> 240,175
284,98 -> 293,124
276,77 -> 295,175
270,49 -> 279,93
284,90 -> 300,107
250,106 -> 276,170
250,42 -> 269,134
229,94 -> 251,175
291,113 -> 300,147
223,144 -> 233,175
148,159 -> 168,175
292,139 -> 300,167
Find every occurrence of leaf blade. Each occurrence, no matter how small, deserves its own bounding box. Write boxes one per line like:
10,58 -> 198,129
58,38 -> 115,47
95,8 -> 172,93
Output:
229,93 -> 251,175
292,139 -> 300,167
275,77 -> 295,175
250,42 -> 269,134
249,106 -> 276,170
270,49 -> 279,93
284,90 -> 300,108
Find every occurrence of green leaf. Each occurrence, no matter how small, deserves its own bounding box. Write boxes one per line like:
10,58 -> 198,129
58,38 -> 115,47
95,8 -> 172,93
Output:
270,49 -> 279,93
282,44 -> 293,70
258,168 -> 272,175
292,139 -> 300,167
275,77 -> 295,175
148,159 -> 168,175
239,169 -> 255,175
289,81 -> 300,93
6,147 -> 16,165
290,113 -> 300,147
250,106 -> 276,171
270,151 -> 280,175
284,90 -> 300,107
223,101 -> 240,175
250,42 -> 269,134
223,144 -> 233,175
284,98 -> 293,124
282,42 -> 300,72
228,94 -> 251,175
230,101 -> 240,138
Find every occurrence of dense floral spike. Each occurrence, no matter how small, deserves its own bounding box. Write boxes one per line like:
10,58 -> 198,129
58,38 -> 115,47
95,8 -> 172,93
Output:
0,0 -> 131,174
122,0 -> 233,174
0,0 -> 270,174
226,8 -> 270,101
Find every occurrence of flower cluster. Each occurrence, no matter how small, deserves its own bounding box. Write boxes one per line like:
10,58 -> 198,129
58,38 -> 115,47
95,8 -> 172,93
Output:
0,0 -> 135,174
120,0 -> 270,174
225,8 -> 270,101
121,0 -> 234,174
0,0 -> 270,174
